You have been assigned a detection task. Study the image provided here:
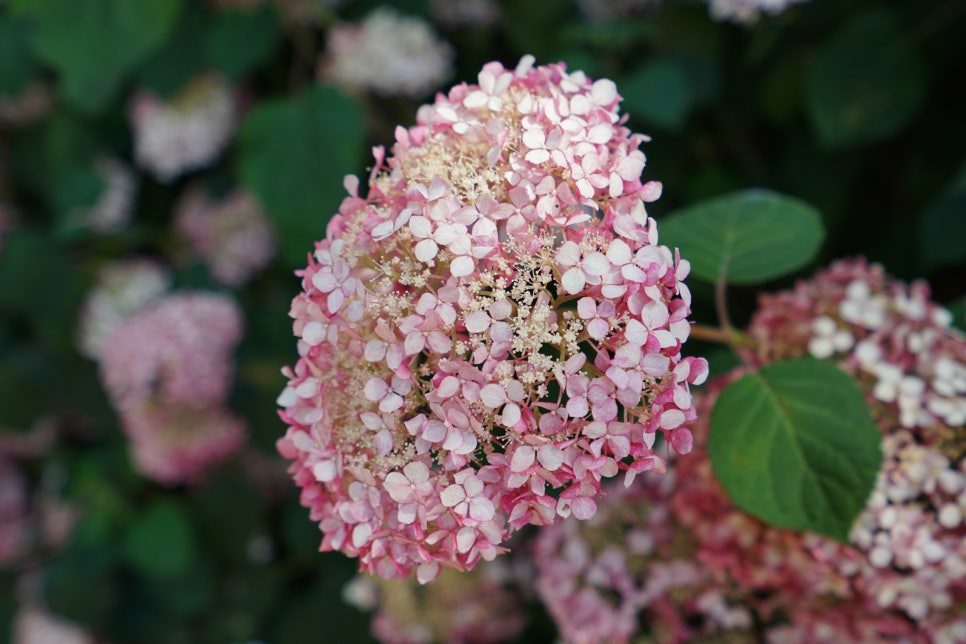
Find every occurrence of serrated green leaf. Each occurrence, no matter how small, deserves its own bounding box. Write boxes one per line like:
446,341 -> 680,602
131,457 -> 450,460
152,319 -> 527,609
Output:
621,58 -> 694,131
805,12 -> 925,148
239,84 -> 364,267
15,0 -> 182,111
658,189 -> 825,284
121,501 -> 198,580
709,358 -> 882,542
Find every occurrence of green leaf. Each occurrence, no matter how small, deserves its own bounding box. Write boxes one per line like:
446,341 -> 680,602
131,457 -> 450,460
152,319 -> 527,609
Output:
658,189 -> 825,284
920,161 -> 966,271
239,84 -> 364,267
947,296 -> 965,332
44,547 -> 119,628
205,4 -> 281,79
121,501 -> 198,580
0,16 -> 38,97
708,358 -> 882,542
14,0 -> 182,111
134,2 -> 209,99
805,12 -> 925,148
621,58 -> 695,131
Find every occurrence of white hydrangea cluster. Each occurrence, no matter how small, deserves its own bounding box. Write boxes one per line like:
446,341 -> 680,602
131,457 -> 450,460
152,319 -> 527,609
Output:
321,8 -> 454,98
77,259 -> 172,360
130,74 -> 237,183
706,0 -> 808,24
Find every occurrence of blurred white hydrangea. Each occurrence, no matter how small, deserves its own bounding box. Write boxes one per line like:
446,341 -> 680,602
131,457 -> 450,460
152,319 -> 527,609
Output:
321,7 -> 454,98
130,74 -> 237,183
12,606 -> 95,644
77,259 -> 172,360
707,0 -> 809,24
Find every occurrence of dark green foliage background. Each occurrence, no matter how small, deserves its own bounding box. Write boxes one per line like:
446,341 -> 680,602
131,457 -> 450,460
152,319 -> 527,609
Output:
1,0 -> 964,641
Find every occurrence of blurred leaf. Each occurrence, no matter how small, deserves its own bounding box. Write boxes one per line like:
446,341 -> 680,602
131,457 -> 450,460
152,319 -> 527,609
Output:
239,84 -> 365,267
920,162 -> 966,271
13,0 -> 183,111
44,547 -> 119,628
0,16 -> 38,97
622,58 -> 695,131
709,358 -> 882,542
0,346 -> 54,427
205,4 -> 281,79
947,296 -> 965,332
659,189 -> 825,284
134,1 -> 209,98
9,112 -> 98,199
805,12 -> 925,148
121,501 -> 198,580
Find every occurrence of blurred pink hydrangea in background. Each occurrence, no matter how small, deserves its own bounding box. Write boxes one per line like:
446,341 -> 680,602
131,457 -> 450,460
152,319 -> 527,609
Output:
344,560 -> 526,643
320,8 -> 454,98
277,55 -> 706,583
77,259 -> 172,360
531,258 -> 965,643
130,73 -> 238,183
175,187 -> 276,287
99,292 -> 247,486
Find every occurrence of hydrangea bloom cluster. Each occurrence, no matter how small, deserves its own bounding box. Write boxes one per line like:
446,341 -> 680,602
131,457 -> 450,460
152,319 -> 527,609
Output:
277,56 -> 706,582
0,457 -> 28,566
100,292 -> 246,485
175,187 -> 276,286
344,561 -> 526,643
733,258 -> 966,638
531,259 -> 965,642
130,74 -> 237,183
321,8 -> 453,98
706,0 -> 809,24
77,259 -> 172,360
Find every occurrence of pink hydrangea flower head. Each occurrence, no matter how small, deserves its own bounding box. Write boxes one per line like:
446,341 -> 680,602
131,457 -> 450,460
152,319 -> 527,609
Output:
99,292 -> 247,485
100,292 -> 243,407
278,56 -> 706,581
130,73 -> 237,183
321,8 -> 453,98
122,401 -> 247,486
77,258 -> 172,360
344,560 -> 526,644
175,187 -> 276,286
532,471 -> 752,644
534,260 -> 966,642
